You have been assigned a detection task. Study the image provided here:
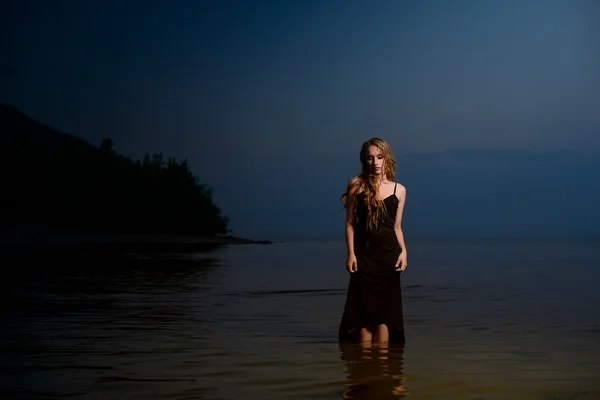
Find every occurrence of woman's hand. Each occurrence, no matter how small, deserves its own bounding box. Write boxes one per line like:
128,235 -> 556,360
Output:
346,254 -> 358,273
395,252 -> 407,272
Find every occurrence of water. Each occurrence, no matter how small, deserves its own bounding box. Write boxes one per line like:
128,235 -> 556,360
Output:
1,238 -> 599,399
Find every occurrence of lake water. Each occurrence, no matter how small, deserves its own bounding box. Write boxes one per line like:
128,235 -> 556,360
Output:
1,238 -> 599,399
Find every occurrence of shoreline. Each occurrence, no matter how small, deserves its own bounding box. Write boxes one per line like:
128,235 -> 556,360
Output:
0,230 -> 274,250
0,233 -> 276,266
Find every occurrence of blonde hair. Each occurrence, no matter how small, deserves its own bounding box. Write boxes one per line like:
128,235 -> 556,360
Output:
341,137 -> 397,232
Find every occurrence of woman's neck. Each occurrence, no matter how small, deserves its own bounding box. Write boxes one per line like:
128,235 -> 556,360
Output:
375,175 -> 388,185
360,172 -> 388,188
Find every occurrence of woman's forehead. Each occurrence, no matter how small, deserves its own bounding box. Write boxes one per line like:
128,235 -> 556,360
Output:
367,145 -> 382,155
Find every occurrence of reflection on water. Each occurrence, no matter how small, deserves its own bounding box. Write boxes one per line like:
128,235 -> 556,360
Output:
1,238 -> 600,399
339,343 -> 406,399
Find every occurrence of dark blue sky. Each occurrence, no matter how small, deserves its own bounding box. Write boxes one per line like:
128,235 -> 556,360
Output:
3,0 -> 600,238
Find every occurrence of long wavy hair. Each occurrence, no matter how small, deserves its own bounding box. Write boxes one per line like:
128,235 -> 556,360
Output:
341,137 -> 397,232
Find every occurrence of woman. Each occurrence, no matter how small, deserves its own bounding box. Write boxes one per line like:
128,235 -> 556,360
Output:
339,137 -> 408,345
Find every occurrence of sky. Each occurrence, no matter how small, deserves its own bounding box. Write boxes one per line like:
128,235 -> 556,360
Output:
3,0 -> 600,238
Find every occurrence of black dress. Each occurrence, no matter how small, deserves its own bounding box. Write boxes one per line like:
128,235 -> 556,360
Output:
339,183 -> 406,344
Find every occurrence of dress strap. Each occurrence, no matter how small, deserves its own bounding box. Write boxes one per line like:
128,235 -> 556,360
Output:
393,183 -> 397,194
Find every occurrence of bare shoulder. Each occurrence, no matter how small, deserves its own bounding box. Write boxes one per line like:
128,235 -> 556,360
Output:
395,182 -> 407,200
347,176 -> 362,195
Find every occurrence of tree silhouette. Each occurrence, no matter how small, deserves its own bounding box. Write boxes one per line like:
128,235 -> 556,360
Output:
99,138 -> 114,153
2,104 -> 231,236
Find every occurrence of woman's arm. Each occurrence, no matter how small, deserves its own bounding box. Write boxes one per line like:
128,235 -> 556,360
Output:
345,177 -> 359,255
394,184 -> 408,270
345,177 -> 360,272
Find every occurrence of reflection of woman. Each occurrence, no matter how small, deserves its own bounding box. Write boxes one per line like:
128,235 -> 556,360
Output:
339,343 -> 407,399
339,138 -> 408,345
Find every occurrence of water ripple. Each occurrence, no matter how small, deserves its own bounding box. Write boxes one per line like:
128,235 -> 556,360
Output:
2,241 -> 600,399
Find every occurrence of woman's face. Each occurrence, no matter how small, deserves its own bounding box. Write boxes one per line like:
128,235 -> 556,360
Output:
365,145 -> 384,175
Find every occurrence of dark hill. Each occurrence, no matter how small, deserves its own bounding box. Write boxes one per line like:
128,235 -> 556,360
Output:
2,104 -> 102,161
0,103 -> 229,236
